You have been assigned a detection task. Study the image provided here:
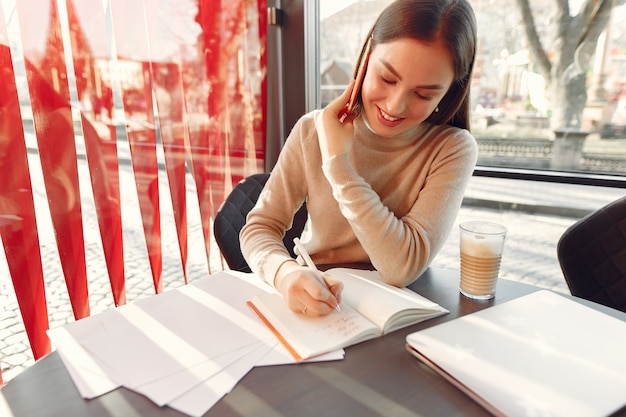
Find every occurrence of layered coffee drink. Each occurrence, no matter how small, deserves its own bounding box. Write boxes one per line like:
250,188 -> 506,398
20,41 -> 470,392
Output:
459,222 -> 507,300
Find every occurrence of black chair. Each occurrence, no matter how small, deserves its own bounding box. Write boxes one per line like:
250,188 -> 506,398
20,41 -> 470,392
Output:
213,173 -> 308,272
557,196 -> 626,313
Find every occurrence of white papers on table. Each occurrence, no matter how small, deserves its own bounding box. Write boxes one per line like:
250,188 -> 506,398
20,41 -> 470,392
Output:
47,271 -> 343,417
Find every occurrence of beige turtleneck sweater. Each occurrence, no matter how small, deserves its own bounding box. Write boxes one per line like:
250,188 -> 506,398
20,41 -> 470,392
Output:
240,110 -> 478,287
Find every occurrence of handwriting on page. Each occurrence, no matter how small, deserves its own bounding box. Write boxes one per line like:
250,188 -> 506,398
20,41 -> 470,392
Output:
331,313 -> 363,338
250,292 -> 379,358
297,308 -> 376,349
283,305 -> 378,353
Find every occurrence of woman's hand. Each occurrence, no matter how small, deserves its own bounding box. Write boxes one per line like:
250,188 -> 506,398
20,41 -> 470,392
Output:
274,261 -> 343,317
315,81 -> 357,162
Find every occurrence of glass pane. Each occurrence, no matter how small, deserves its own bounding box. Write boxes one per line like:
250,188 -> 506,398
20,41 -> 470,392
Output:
319,0 -> 626,177
0,0 -> 268,376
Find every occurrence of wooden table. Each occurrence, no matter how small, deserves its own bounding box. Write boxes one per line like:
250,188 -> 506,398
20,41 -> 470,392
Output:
2,267 -> 626,417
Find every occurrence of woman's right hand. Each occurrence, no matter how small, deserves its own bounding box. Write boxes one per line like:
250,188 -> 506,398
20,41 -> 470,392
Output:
274,260 -> 342,317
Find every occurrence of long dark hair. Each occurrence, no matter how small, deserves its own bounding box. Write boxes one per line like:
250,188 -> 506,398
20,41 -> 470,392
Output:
354,0 -> 477,130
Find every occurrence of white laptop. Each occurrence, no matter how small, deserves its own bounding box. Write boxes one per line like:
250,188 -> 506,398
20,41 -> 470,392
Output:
406,290 -> 626,417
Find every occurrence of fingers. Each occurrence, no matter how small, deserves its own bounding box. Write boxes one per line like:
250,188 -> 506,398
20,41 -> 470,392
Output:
323,274 -> 343,305
326,80 -> 356,115
338,80 -> 357,105
300,274 -> 340,316
315,88 -> 356,161
284,269 -> 341,317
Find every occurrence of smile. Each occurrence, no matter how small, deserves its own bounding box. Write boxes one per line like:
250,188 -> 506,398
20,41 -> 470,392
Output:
379,107 -> 401,122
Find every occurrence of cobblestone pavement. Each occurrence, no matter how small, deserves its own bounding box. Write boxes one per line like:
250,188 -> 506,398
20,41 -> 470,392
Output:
1,155 -> 624,383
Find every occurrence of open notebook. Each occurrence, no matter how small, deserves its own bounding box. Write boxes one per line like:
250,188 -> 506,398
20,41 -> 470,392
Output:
406,290 -> 626,417
248,268 -> 447,361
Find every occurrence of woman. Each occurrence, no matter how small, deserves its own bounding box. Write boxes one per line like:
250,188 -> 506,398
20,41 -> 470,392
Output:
241,0 -> 478,316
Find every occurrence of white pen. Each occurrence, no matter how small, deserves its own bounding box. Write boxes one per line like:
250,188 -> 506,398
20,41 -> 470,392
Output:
293,237 -> 341,312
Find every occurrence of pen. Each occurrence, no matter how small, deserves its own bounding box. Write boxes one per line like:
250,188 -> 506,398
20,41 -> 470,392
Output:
293,238 -> 341,312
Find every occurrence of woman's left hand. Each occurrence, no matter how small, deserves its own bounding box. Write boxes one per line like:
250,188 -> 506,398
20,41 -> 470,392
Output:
315,81 -> 357,162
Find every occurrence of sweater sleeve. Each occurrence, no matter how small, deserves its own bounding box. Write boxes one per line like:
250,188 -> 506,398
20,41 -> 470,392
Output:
322,129 -> 477,286
240,113 -> 317,286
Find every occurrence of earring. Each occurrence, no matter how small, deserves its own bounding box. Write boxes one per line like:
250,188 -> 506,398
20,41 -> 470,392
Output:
434,107 -> 439,113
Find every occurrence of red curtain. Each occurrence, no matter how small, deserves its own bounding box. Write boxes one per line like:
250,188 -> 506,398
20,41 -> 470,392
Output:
0,0 -> 267,360
0,6 -> 51,360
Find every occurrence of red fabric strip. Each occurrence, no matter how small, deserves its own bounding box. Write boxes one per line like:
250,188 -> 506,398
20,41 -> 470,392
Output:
64,0 -> 126,305
0,39 -> 51,359
109,0 -> 163,293
144,0 -> 189,283
16,0 -> 90,320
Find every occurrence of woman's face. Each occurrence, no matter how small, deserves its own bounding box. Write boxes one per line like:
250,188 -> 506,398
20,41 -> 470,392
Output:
361,37 -> 455,137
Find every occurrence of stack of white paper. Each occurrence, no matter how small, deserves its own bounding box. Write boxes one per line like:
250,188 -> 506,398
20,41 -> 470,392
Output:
47,271 -> 344,417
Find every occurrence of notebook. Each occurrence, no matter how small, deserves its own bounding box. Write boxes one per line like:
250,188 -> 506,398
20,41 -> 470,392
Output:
406,290 -> 626,417
248,267 -> 447,361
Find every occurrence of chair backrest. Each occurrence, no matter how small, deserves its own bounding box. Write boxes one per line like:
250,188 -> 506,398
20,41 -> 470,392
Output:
213,173 -> 308,272
557,196 -> 626,313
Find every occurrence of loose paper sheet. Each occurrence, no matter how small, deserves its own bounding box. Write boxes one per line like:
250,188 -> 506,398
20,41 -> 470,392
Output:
47,271 -> 345,416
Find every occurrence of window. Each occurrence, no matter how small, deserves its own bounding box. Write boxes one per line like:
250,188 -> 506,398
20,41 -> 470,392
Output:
319,0 -> 626,186
0,0 -> 267,369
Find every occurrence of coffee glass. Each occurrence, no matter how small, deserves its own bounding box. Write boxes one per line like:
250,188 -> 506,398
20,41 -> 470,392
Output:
459,221 -> 507,300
